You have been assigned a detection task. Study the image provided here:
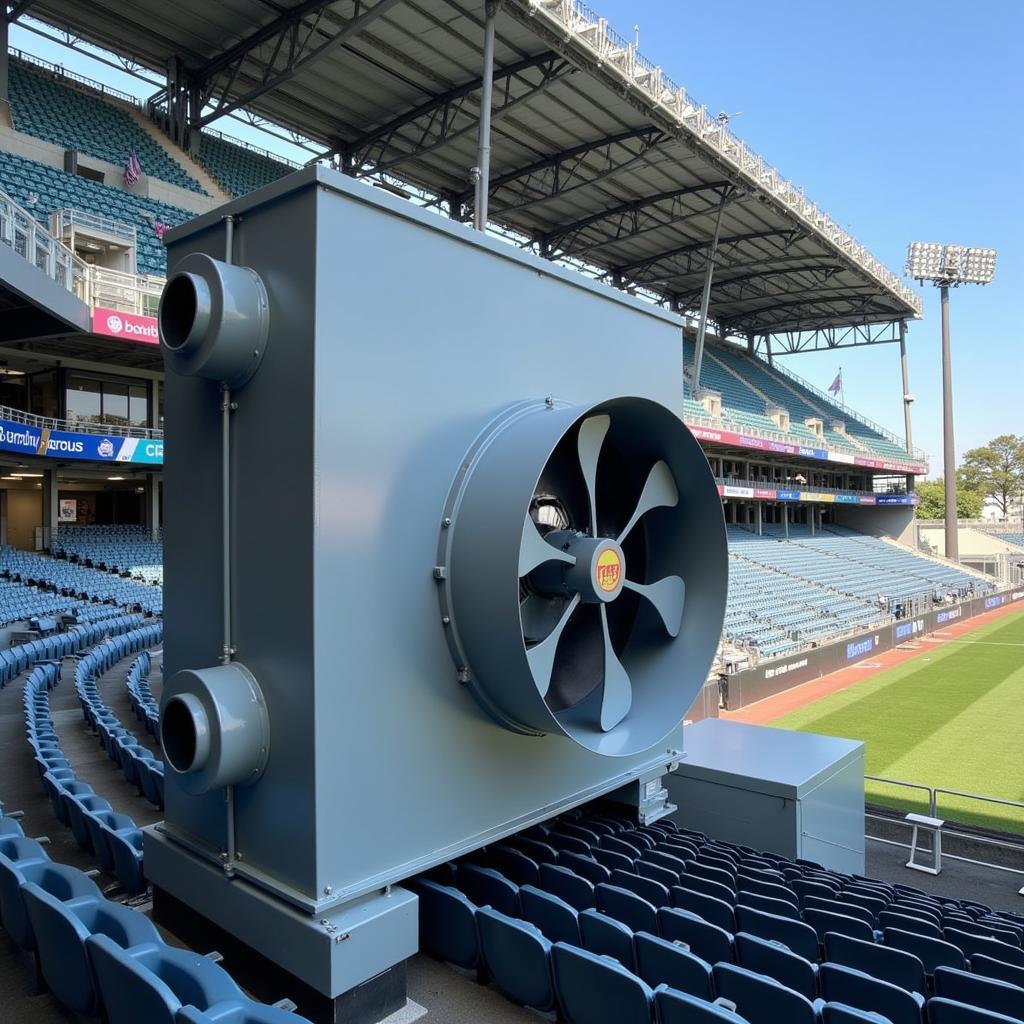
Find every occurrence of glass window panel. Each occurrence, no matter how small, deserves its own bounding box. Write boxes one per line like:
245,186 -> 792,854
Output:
66,374 -> 102,424
102,381 -> 128,425
128,384 -> 148,428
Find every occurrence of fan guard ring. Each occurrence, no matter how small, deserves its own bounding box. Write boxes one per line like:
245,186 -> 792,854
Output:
436,396 -> 727,757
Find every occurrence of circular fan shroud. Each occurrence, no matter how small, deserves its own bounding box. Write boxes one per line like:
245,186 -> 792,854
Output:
437,396 -> 728,757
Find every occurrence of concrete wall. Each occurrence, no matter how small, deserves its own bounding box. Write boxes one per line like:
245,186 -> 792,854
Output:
833,503 -> 915,542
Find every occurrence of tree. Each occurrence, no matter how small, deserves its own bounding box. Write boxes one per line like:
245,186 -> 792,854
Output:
961,434 -> 1024,517
914,478 -> 984,520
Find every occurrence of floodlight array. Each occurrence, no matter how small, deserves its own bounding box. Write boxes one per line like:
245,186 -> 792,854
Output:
906,242 -> 997,285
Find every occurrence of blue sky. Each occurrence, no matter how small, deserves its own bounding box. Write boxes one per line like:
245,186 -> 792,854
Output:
12,2 -> 1022,472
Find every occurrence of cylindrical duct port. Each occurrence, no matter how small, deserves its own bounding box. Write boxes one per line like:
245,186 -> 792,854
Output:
160,662 -> 269,795
159,252 -> 270,389
161,693 -> 210,774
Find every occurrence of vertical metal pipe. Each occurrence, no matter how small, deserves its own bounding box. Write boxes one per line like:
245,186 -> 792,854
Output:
473,2 -> 498,232
765,333 -> 773,367
221,214 -> 236,666
899,320 -> 913,453
691,194 -> 728,391
940,285 -> 958,562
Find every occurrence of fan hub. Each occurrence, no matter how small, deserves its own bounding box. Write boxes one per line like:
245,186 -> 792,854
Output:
561,534 -> 626,604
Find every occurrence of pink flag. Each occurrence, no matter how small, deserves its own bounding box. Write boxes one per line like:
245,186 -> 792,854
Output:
124,149 -> 142,186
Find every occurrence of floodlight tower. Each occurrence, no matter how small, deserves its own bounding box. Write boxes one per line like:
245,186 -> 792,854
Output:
906,243 -> 997,563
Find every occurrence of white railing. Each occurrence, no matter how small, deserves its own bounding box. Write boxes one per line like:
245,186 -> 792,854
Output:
0,402 -> 163,441
201,126 -> 302,169
52,207 -> 137,245
9,49 -> 141,107
2,188 -> 165,317
527,1 -> 923,319
0,190 -> 88,294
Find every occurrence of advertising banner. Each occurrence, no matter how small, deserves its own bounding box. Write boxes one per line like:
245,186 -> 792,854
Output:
91,306 -> 160,345
0,416 -> 164,465
688,422 -> 926,475
59,498 -> 77,522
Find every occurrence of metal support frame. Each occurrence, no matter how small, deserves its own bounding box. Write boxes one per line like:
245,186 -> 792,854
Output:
464,125 -> 669,217
190,0 -> 405,131
940,284 -> 958,562
473,1 -> 499,232
754,320 -> 904,355
344,51 -> 569,176
898,319 -> 913,455
691,191 -> 729,392
765,333 -> 773,367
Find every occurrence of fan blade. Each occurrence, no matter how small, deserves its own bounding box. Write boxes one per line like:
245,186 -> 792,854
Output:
624,575 -> 686,637
520,515 -> 575,577
617,460 -> 678,543
527,594 -> 581,697
599,605 -> 632,731
577,415 -> 610,535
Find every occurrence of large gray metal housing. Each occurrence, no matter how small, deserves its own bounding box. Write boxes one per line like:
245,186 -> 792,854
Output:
146,166 -> 727,1010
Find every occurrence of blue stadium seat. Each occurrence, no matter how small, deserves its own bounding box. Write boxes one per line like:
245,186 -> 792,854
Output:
825,931 -> 926,996
595,883 -> 659,935
672,885 -> 736,931
22,887 -> 160,1015
736,876 -> 798,908
579,908 -> 636,969
407,879 -> 479,970
476,907 -> 556,1012
559,851 -> 612,886
804,906 -> 876,945
822,1003 -> 901,1023
519,884 -> 580,945
458,863 -> 519,917
0,859 -> 100,950
932,966 -> 1024,1020
970,954 -> 1024,990
551,942 -> 653,1024
805,895 -> 876,928
87,935 -> 245,1024
539,862 -> 595,911
486,845 -> 539,886
653,983 -> 752,1023
83,809 -> 137,874
659,907 -> 735,964
734,931 -> 818,1000
176,1002 -> 309,1023
882,927 -> 966,976
635,859 -> 680,890
879,910 -> 943,938
926,997 -> 1024,1023
734,905 -> 820,963
712,962 -> 822,1024
677,871 -> 737,905
736,891 -> 802,920
634,931 -> 714,1001
943,928 -> 1024,968
818,963 -> 924,1024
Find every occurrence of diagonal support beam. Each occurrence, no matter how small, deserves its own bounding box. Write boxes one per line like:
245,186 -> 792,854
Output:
674,263 -> 847,307
195,0 -> 405,129
6,0 -> 37,21
541,180 -> 733,257
615,229 -> 798,279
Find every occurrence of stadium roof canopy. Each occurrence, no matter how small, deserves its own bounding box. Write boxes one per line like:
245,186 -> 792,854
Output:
23,0 -> 923,342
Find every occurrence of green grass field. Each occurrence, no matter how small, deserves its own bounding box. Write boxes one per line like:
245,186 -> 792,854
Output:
769,607 -> 1024,834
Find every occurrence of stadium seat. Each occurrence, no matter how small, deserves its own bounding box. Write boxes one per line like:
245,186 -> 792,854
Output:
925,997 -> 1024,1023
539,862 -> 595,911
519,884 -> 580,945
407,879 -> 479,970
176,1002 -> 309,1023
22,887 -> 160,1015
882,927 -> 966,975
879,910 -> 943,938
653,983 -> 752,1023
634,931 -> 715,1000
734,904 -> 820,963
818,963 -> 924,1024
0,859 -> 100,950
595,882 -> 659,935
932,966 -> 1024,1020
458,863 -> 519,917
476,907 -> 556,1012
712,961 -> 822,1024
944,929 -> 1024,968
678,871 -> 737,905
87,935 -> 245,1024
970,954 -> 1024,990
579,908 -> 636,969
822,1003 -> 902,1023
558,851 -> 610,886
824,931 -> 925,996
672,885 -> 736,931
659,906 -> 735,964
804,906 -> 876,945
611,868 -> 670,908
551,942 -> 653,1024
736,890 -> 802,920
735,931 -> 818,1000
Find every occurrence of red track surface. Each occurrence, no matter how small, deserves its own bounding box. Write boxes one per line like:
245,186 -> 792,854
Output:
722,599 -> 1024,726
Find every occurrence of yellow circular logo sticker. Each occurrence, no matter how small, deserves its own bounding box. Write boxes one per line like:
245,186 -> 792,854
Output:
596,549 -> 622,593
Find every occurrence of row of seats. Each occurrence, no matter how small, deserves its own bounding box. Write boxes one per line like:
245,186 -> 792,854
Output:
74,627 -> 166,811
197,133 -> 294,198
1,611 -> 145,687
1,545 -> 163,615
126,650 -> 160,737
0,148 -> 191,276
8,62 -> 206,194
414,808 -> 1024,1023
0,814 -> 306,1022
53,524 -> 164,586
26,659 -> 147,894
0,576 -> 87,627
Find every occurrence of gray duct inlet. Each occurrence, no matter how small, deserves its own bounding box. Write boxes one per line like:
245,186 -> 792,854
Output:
161,663 -> 270,795
159,252 -> 270,389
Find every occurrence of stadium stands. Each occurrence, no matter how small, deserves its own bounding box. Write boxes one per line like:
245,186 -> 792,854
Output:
0,545 -> 163,615
0,148 -> 190,275
52,525 -> 163,586
7,61 -> 205,195
197,132 -> 295,198
722,524 -> 991,660
415,808 -> 1024,1024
